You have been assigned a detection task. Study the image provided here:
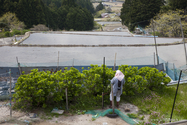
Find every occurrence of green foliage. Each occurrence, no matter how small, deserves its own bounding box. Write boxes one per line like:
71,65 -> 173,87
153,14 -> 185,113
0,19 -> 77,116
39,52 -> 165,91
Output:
13,65 -> 171,110
0,0 -> 94,31
4,31 -> 12,37
82,64 -> 115,95
123,84 -> 187,124
127,113 -> 138,118
118,65 -> 147,95
149,111 -> 165,124
76,0 -> 95,14
0,12 -> 25,31
168,0 -> 187,14
93,21 -> 102,31
139,67 -> 170,90
12,29 -> 22,35
96,2 -> 104,12
94,9 -> 105,18
147,10 -> 187,37
120,0 -> 165,31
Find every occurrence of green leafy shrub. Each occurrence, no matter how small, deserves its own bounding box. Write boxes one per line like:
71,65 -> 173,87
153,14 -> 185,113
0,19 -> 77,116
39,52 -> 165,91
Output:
138,67 -> 171,90
13,69 -> 64,109
13,65 -> 171,110
63,67 -> 85,100
13,68 -> 85,110
82,64 -> 115,104
12,29 -> 22,35
4,31 -> 11,37
118,65 -> 146,95
22,29 -> 30,34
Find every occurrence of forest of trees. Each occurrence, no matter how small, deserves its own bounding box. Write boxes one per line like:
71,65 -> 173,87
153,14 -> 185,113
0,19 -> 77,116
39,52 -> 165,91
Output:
120,0 -> 187,32
0,0 -> 94,31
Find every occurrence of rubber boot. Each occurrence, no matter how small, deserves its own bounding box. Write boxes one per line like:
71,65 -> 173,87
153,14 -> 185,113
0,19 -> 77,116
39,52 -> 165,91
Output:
117,102 -> 119,108
109,101 -> 112,108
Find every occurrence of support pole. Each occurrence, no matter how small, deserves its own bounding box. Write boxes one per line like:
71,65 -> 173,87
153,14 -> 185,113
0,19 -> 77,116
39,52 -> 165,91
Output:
170,70 -> 182,122
66,88 -> 68,110
111,83 -> 114,113
152,20 -> 159,65
114,53 -> 117,71
102,92 -> 104,109
154,52 -> 155,67
103,57 -> 105,108
179,18 -> 187,65
9,69 -> 12,118
72,58 -> 74,67
16,57 -> 22,75
57,51 -> 59,69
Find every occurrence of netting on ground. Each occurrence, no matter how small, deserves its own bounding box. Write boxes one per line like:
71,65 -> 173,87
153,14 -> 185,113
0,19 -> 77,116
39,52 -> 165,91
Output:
86,109 -> 156,125
86,109 -> 138,125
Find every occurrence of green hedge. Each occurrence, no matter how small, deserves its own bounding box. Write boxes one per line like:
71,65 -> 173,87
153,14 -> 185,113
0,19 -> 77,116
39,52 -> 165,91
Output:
13,65 -> 171,110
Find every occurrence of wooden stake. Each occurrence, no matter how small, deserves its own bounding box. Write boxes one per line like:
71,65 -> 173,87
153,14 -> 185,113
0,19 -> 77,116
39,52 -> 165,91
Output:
114,53 -> 117,71
9,69 -> 12,118
72,58 -> 74,67
102,92 -> 104,109
111,84 -> 114,113
154,52 -> 155,67
57,51 -> 59,69
66,88 -> 68,110
16,57 -> 22,75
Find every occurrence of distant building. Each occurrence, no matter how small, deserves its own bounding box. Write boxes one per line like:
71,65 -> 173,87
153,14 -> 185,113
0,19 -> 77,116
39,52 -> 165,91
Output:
101,13 -> 109,18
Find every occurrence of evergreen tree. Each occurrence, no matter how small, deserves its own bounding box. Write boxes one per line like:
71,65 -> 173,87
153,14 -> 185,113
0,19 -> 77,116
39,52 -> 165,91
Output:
120,0 -> 165,31
0,0 -> 94,31
0,0 -> 5,16
169,0 -> 187,14
76,0 -> 95,13
62,0 -> 76,7
96,2 -> 104,12
16,0 -> 46,28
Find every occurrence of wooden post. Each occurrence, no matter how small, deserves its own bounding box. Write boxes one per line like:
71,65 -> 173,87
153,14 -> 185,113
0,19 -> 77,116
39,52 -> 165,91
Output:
102,92 -> 104,109
114,53 -> 117,71
179,18 -> 187,65
72,58 -> 74,67
65,88 -> 68,110
9,69 -> 12,118
111,84 -> 114,113
152,20 -> 159,65
16,57 -> 22,75
154,52 -> 155,67
57,51 -> 59,69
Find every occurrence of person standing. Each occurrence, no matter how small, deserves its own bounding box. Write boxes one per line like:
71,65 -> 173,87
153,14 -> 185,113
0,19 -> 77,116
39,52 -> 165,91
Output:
109,70 -> 125,108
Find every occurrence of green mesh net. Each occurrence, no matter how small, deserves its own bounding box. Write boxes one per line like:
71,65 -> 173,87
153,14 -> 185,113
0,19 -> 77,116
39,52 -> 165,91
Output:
85,109 -> 157,125
85,109 -> 138,125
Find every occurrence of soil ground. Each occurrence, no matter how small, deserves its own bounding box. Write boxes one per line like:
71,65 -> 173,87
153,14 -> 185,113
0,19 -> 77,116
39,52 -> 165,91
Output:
0,101 -> 140,125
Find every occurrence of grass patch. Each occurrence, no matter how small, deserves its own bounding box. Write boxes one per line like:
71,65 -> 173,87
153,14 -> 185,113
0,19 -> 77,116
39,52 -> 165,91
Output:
122,84 -> 187,124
